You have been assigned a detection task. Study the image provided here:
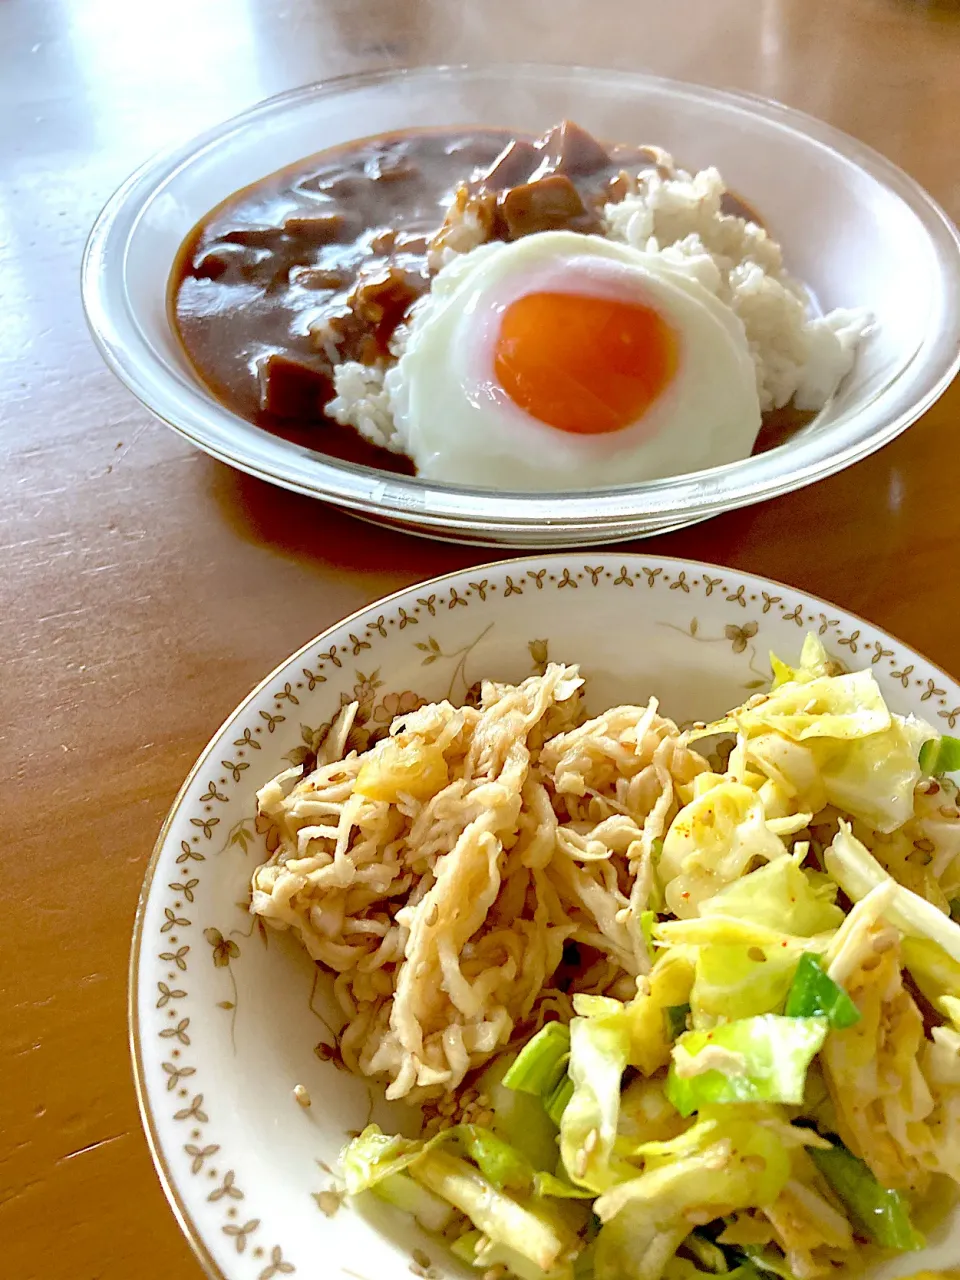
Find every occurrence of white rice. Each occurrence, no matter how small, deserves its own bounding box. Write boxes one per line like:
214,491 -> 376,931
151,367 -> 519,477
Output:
325,324 -> 412,454
602,165 -> 870,412
325,158 -> 871,450
325,360 -> 398,452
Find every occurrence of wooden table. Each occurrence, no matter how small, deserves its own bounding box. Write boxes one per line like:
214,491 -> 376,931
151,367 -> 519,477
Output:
2,0 -> 959,1274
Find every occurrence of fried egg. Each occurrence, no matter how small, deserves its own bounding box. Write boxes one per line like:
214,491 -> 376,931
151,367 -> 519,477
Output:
385,230 -> 762,490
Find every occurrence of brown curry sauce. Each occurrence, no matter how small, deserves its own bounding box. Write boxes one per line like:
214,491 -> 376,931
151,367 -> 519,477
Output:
169,121 -> 806,476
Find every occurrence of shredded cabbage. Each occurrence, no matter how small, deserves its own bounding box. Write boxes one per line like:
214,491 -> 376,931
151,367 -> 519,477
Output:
413,1148 -> 578,1273
622,948 -> 697,1076
692,668 -> 890,743
331,636 -> 960,1280
451,1230 -> 576,1280
784,953 -> 861,1028
370,1170 -> 455,1232
659,782 -> 787,918
690,944 -> 797,1027
594,1113 -> 791,1225
920,733 -> 960,777
722,664 -> 932,833
560,1010 -> 632,1191
769,634 -> 836,688
655,914 -> 829,955
812,713 -> 932,833
744,732 -> 827,813
827,822 -> 960,965
616,1076 -> 687,1149
738,669 -> 891,741
666,1015 -> 827,1116
901,936 -> 960,1017
698,855 -> 844,937
342,1122 -> 539,1198
819,923 -> 950,1191
341,1124 -> 433,1193
594,1211 -> 689,1280
480,1052 -> 563,1174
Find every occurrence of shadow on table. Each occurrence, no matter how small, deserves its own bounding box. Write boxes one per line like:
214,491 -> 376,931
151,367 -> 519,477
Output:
202,447 -> 924,655
899,0 -> 960,15
204,457 -> 485,578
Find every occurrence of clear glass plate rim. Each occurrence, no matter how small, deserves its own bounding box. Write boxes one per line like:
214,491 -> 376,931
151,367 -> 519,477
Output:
81,60 -> 960,532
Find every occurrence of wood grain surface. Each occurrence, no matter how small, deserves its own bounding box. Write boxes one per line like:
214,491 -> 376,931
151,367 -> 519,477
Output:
2,0 -> 959,1276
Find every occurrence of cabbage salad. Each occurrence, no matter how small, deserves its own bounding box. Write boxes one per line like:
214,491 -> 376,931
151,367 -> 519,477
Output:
341,637 -> 960,1280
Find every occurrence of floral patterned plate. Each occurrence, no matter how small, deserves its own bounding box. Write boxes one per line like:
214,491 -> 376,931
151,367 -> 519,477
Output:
131,553 -> 960,1280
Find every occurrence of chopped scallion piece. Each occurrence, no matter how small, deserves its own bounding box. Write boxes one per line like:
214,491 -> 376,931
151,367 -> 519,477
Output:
641,909 -> 657,959
784,953 -> 861,1029
545,1074 -> 575,1126
503,1022 -> 570,1098
663,1003 -> 691,1040
809,1141 -> 923,1251
920,734 -> 960,777
684,1228 -> 729,1272
454,1125 -> 534,1193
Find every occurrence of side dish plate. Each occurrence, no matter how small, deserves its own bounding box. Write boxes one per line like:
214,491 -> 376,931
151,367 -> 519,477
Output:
131,553 -> 960,1278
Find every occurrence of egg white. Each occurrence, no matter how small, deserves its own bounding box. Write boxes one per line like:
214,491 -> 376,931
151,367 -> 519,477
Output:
385,230 -> 762,491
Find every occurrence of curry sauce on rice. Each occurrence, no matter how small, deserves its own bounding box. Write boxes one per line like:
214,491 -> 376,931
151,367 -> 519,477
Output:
172,121 -> 869,491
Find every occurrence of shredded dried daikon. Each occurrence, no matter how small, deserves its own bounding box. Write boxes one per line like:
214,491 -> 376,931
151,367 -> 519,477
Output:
250,664 -> 705,1101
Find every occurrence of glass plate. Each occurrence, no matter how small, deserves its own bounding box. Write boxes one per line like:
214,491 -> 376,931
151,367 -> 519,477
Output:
83,63 -> 960,546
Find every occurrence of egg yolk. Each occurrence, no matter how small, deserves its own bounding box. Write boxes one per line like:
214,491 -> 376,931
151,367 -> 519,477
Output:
494,290 -> 679,435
